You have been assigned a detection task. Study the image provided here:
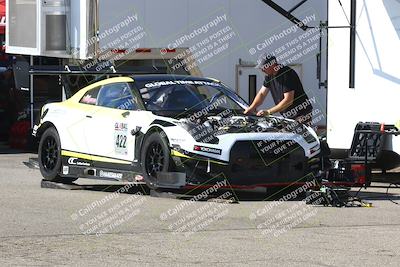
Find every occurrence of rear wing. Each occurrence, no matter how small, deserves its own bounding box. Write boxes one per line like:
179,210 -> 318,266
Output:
94,47 -> 202,77
13,47 -> 203,96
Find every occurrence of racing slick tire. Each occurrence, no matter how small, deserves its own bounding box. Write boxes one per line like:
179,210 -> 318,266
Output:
38,127 -> 77,183
141,131 -> 174,189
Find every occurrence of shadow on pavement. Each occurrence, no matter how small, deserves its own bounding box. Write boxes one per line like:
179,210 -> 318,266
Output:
27,153 -> 399,203
0,142 -> 34,154
40,179 -> 400,204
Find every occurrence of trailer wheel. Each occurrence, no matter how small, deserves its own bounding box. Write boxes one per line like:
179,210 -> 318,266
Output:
38,127 -> 77,183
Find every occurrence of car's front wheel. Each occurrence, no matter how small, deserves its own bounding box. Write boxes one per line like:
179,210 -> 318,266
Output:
38,127 -> 77,183
141,131 -> 174,189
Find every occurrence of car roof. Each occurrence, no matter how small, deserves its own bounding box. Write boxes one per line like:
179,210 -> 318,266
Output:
67,75 -> 222,104
131,74 -> 220,83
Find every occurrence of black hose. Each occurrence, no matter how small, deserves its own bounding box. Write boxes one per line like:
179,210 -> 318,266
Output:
386,183 -> 400,205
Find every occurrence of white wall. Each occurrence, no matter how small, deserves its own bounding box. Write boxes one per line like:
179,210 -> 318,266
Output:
327,0 -> 400,151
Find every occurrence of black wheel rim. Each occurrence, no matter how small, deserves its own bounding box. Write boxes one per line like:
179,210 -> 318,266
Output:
145,142 -> 165,177
41,136 -> 59,171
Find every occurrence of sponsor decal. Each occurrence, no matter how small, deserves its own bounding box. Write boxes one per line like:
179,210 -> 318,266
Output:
115,122 -> 128,131
171,138 -> 186,144
67,157 -> 91,166
135,175 -> 144,182
62,166 -> 69,175
144,80 -> 221,88
193,145 -> 222,155
99,170 -> 123,179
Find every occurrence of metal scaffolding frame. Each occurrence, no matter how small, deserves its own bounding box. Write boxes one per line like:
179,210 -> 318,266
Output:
260,0 -> 357,88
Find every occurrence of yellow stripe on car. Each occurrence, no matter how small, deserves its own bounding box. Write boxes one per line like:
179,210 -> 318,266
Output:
61,150 -> 131,164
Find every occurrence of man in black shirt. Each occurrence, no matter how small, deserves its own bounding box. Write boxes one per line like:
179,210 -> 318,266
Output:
244,54 -> 313,125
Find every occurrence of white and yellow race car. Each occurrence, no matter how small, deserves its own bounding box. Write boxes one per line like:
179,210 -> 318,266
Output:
33,75 -> 321,189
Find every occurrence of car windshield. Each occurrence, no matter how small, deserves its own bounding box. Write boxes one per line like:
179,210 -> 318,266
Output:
135,80 -> 248,116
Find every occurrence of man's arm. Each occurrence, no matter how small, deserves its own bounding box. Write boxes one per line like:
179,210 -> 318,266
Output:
257,91 -> 294,116
244,86 -> 269,114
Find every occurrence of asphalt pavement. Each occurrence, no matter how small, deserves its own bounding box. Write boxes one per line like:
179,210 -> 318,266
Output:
0,152 -> 399,266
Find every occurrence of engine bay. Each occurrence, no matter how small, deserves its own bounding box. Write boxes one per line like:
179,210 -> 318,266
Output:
178,115 -> 295,135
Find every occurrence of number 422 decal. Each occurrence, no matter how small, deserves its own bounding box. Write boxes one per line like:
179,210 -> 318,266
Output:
114,122 -> 128,155
116,134 -> 127,148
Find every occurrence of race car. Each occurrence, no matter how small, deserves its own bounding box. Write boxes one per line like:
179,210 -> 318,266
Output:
33,75 -> 321,189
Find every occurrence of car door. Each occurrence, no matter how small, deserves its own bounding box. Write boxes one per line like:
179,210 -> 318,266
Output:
62,86 -> 101,159
84,82 -> 141,168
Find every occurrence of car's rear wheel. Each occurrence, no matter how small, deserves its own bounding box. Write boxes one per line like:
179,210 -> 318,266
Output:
38,127 -> 77,183
141,131 -> 173,189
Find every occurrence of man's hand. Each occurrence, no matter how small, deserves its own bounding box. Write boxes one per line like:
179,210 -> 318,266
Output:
257,109 -> 270,117
244,107 -> 256,115
244,86 -> 269,115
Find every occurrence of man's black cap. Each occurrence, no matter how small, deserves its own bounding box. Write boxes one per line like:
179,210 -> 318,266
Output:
255,54 -> 277,69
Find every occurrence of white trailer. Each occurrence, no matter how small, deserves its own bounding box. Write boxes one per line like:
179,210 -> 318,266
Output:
327,0 -> 400,168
